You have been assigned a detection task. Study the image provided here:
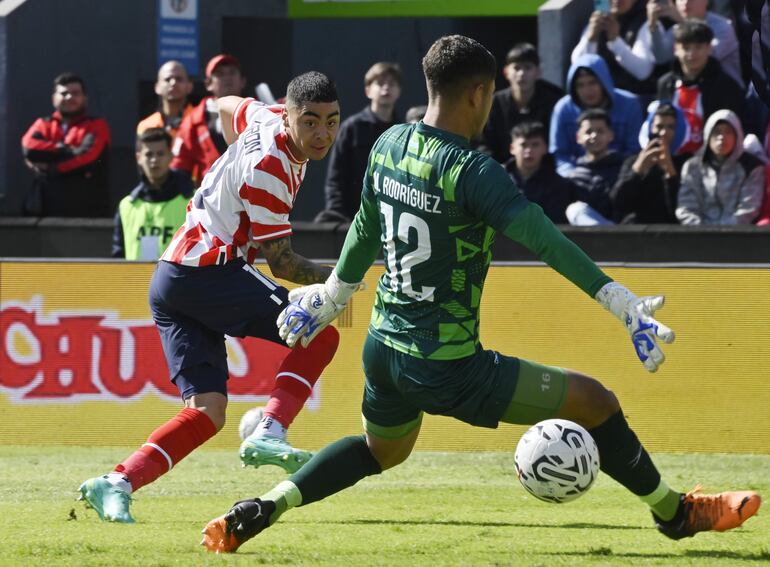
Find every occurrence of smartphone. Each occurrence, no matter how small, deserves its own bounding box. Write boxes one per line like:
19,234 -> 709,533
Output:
594,0 -> 610,12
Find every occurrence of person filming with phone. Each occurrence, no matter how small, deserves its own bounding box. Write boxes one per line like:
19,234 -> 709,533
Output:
572,0 -> 656,96
610,101 -> 691,223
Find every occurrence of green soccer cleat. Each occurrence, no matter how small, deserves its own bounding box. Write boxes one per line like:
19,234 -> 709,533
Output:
78,476 -> 135,523
239,436 -> 312,474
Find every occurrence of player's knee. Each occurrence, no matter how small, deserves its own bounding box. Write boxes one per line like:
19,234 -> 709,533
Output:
566,373 -> 620,428
371,445 -> 411,471
185,392 -> 228,432
366,433 -> 415,471
585,379 -> 620,425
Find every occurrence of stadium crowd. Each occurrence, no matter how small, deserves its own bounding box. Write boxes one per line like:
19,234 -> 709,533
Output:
18,0 -> 770,260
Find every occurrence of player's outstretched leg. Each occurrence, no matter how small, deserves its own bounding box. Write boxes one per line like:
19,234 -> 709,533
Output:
552,370 -> 762,539
206,433 -> 392,553
240,327 -> 339,473
653,486 -> 762,540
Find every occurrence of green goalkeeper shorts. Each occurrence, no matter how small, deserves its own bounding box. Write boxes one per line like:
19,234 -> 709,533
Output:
361,334 -> 568,439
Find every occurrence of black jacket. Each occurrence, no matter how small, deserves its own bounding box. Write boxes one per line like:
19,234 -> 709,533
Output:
566,151 -> 626,219
318,107 -> 397,222
657,57 -> 747,126
480,80 -> 564,164
610,152 -> 691,223
505,154 -> 576,224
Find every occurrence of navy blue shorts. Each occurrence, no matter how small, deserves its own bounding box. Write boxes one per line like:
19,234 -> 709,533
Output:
149,259 -> 289,400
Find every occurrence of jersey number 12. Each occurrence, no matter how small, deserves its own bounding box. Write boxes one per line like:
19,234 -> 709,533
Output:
380,202 -> 435,302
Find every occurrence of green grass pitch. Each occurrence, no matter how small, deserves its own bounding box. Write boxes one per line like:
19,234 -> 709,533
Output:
0,447 -> 767,566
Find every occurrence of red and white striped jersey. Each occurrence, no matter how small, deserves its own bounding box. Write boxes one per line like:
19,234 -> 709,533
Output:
161,98 -> 307,267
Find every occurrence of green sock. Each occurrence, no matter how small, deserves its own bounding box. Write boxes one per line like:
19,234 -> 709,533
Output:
288,435 -> 382,506
640,479 -> 681,521
260,480 -> 302,525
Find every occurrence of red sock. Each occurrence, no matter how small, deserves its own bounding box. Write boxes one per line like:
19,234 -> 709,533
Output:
264,326 -> 339,428
114,407 -> 217,492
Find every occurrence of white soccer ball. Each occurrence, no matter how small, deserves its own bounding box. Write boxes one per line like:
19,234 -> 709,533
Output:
238,407 -> 264,441
514,418 -> 600,503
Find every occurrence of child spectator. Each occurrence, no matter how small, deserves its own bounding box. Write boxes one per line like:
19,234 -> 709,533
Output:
504,121 -> 575,224
21,72 -> 111,217
676,109 -> 765,224
550,54 -> 643,175
113,128 -> 193,260
611,101 -> 690,223
571,0 -> 656,95
644,0 -> 743,88
566,109 -> 625,225
316,62 -> 401,223
480,43 -> 564,163
657,19 -> 745,154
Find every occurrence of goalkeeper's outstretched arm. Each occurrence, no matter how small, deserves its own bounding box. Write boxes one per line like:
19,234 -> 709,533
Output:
503,203 -> 675,372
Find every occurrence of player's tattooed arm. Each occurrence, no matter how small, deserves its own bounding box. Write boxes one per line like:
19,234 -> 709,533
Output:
260,236 -> 333,285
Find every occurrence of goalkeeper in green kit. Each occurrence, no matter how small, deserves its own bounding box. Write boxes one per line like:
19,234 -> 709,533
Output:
202,35 -> 761,553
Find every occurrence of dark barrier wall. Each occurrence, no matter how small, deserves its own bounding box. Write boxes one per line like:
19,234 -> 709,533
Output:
0,0 -> 537,220
1,218 -> 769,263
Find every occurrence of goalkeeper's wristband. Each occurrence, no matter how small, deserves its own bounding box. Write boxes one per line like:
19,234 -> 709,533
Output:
595,281 -> 637,320
325,270 -> 362,306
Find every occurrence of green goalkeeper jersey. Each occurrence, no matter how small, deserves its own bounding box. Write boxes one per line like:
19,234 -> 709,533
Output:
336,121 -> 611,360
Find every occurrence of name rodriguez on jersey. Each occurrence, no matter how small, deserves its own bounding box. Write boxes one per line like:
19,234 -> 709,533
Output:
373,172 -> 441,214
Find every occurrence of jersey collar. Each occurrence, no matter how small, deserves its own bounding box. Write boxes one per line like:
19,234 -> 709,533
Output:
415,121 -> 470,148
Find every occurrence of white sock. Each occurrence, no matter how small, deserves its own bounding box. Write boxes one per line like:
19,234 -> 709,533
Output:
255,415 -> 287,440
103,472 -> 133,495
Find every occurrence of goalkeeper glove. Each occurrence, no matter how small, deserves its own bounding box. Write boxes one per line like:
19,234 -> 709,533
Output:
595,282 -> 675,372
276,271 -> 362,348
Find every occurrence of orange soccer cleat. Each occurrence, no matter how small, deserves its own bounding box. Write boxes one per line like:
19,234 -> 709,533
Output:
200,515 -> 242,553
201,498 -> 275,553
654,485 -> 762,540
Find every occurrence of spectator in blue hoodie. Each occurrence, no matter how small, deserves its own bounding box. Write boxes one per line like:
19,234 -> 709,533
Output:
550,53 -> 644,175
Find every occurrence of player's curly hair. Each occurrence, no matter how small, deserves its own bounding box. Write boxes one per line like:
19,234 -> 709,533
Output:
286,71 -> 338,107
422,35 -> 496,98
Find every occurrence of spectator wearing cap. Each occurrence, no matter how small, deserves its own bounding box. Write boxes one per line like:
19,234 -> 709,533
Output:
479,43 -> 564,163
137,60 -> 194,140
316,62 -> 402,223
171,53 -> 246,184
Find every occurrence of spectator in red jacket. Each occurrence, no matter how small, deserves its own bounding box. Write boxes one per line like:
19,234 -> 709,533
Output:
171,54 -> 246,184
21,72 -> 111,217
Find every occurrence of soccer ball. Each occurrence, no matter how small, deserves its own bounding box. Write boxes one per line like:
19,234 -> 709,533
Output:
238,407 -> 264,441
514,419 -> 600,503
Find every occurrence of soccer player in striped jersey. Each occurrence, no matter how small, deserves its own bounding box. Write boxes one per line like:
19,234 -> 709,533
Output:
202,36 -> 760,552
79,71 -> 345,523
